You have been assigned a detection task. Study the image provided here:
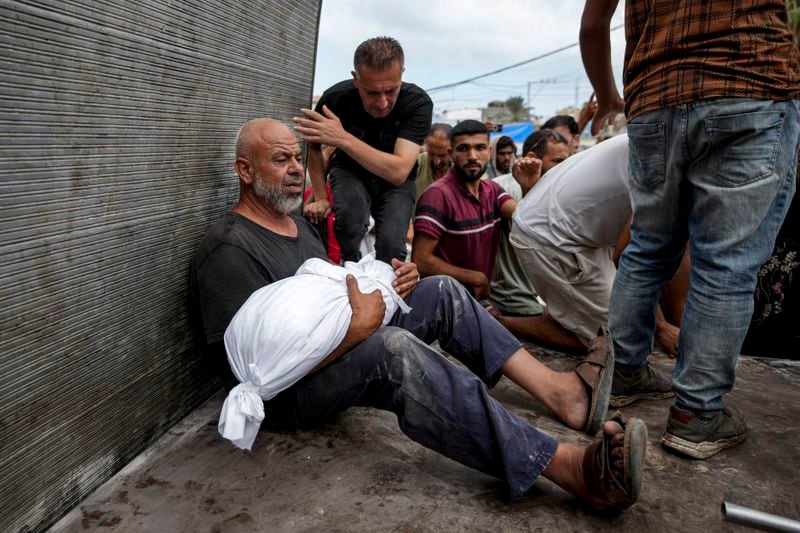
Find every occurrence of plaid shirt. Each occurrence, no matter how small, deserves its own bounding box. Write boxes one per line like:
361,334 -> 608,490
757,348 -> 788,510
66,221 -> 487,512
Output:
624,0 -> 800,119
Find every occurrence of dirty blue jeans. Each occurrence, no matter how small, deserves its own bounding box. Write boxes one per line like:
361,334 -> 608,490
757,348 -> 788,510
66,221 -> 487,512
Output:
263,275 -> 559,498
609,98 -> 800,414
329,165 -> 416,263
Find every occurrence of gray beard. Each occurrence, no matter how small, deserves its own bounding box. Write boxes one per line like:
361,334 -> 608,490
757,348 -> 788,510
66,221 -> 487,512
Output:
253,172 -> 303,214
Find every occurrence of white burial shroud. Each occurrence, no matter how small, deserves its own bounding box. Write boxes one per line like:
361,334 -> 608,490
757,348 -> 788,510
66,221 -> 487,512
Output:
219,254 -> 411,450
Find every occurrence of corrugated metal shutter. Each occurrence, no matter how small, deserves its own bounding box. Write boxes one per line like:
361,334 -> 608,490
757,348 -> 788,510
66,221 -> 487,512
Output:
0,1 -> 322,530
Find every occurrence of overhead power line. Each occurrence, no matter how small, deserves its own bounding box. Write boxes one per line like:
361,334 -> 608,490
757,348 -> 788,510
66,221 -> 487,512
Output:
425,24 -> 624,93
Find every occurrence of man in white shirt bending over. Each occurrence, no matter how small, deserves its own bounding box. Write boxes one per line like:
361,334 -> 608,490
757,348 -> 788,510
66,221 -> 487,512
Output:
506,135 -> 683,364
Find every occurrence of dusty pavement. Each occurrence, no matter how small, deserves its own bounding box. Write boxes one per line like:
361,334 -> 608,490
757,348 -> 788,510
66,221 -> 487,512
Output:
50,345 -> 800,533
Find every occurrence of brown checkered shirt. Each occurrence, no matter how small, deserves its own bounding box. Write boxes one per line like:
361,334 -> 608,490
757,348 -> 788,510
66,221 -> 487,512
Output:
624,0 -> 800,120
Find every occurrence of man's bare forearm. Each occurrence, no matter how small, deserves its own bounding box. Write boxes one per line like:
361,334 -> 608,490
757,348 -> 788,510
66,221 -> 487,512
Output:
413,251 -> 485,291
309,275 -> 385,374
337,135 -> 417,185
309,319 -> 371,374
306,142 -> 328,201
579,0 -> 621,101
294,106 -> 418,185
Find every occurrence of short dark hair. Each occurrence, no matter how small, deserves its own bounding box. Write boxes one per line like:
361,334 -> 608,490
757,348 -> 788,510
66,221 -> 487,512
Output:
428,123 -> 452,141
495,136 -> 516,153
522,129 -> 569,158
353,37 -> 404,73
450,120 -> 488,144
542,115 -> 579,135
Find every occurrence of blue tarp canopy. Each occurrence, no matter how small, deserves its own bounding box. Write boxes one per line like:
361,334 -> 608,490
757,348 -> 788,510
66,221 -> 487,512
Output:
489,121 -> 534,154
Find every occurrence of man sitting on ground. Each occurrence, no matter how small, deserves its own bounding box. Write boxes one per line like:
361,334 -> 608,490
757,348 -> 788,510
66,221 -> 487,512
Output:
190,117 -> 647,512
490,129 -> 570,318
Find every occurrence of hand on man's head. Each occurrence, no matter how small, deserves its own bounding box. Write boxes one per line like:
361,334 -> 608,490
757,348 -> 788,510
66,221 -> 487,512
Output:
293,106 -> 346,147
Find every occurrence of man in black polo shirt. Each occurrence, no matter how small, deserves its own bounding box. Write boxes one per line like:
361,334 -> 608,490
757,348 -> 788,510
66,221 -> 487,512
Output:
294,36 -> 432,264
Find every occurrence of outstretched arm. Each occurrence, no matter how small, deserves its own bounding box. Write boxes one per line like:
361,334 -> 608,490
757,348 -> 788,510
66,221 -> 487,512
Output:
577,93 -> 598,136
294,106 -> 420,185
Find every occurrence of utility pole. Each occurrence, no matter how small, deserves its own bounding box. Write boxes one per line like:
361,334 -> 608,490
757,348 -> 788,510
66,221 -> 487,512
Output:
574,77 -> 580,107
527,81 -> 533,113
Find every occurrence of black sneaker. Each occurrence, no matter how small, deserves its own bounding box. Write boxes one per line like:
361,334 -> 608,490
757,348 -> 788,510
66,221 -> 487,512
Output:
661,405 -> 747,459
609,364 -> 674,407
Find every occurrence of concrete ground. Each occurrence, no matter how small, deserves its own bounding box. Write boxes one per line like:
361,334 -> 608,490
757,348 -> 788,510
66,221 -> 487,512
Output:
51,344 -> 800,533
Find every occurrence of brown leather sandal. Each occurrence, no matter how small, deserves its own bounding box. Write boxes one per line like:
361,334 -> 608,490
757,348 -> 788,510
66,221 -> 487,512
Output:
575,327 -> 614,434
582,415 -> 647,512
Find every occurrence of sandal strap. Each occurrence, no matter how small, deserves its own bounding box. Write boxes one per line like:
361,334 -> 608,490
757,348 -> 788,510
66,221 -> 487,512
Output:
582,415 -> 633,510
575,327 -> 611,391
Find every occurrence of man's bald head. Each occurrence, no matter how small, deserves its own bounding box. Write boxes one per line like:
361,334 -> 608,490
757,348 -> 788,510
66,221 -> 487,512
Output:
236,118 -> 296,159
234,118 -> 304,215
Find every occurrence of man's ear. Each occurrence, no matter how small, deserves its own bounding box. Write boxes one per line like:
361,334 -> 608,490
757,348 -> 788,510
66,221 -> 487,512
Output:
351,69 -> 359,87
235,157 -> 254,184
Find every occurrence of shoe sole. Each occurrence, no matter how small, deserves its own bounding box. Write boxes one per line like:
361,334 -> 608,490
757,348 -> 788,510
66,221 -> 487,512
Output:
609,390 -> 674,408
660,431 -> 746,460
589,416 -> 648,512
624,418 -> 648,504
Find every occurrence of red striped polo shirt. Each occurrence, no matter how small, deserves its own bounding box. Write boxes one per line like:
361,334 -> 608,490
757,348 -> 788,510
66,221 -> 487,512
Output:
414,169 -> 512,280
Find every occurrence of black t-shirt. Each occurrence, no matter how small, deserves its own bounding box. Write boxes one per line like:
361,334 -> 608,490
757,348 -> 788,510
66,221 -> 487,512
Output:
190,212 -> 327,346
315,80 -> 433,180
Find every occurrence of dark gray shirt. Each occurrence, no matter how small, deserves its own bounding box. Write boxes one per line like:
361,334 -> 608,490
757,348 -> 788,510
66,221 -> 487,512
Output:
190,212 -> 326,345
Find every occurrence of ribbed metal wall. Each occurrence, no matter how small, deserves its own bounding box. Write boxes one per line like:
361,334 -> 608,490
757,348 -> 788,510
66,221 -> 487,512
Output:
0,1 -> 321,530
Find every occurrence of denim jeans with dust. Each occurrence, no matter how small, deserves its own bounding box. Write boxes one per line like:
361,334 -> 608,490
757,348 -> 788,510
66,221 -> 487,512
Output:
609,98 -> 800,414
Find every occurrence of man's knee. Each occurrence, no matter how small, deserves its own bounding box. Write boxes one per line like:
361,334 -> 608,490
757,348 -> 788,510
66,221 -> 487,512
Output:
334,214 -> 368,239
417,275 -> 471,301
375,235 -> 408,263
333,209 -> 370,255
330,171 -> 370,229
379,327 -> 432,385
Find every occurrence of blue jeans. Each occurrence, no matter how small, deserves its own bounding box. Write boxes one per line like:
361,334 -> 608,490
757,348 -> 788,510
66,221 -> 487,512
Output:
329,165 -> 416,263
609,98 -> 800,414
262,276 -> 558,498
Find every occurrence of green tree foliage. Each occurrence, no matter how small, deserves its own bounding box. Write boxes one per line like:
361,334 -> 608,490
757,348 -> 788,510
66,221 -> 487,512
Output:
505,96 -> 527,121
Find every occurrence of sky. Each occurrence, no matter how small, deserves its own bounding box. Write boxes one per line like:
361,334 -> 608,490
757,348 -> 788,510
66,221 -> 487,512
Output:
313,0 -> 627,120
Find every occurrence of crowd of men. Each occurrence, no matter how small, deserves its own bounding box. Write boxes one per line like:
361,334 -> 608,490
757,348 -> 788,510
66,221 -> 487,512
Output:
191,0 -> 800,515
